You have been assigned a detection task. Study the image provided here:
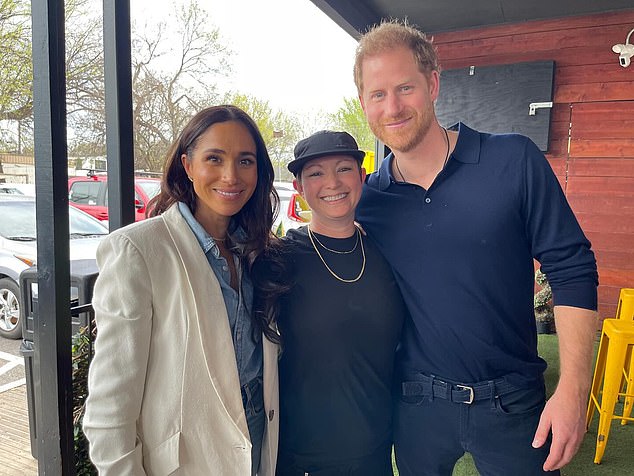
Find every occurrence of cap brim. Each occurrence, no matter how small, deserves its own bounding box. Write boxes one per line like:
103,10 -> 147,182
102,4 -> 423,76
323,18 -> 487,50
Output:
288,149 -> 366,175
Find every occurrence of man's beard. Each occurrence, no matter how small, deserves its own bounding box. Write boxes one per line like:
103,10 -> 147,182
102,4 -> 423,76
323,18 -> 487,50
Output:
368,107 -> 433,153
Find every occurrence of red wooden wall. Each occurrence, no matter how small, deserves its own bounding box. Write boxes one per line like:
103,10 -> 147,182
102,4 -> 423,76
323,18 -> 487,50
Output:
433,10 -> 634,320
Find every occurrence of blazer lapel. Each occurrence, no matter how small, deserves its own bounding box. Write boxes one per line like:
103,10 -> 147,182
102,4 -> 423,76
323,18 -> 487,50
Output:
161,205 -> 249,439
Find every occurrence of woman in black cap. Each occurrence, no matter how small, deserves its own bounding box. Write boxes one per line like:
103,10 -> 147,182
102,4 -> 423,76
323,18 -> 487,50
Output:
254,130 -> 406,475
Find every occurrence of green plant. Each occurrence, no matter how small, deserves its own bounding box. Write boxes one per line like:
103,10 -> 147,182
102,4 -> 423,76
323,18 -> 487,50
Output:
534,268 -> 555,333
72,324 -> 97,475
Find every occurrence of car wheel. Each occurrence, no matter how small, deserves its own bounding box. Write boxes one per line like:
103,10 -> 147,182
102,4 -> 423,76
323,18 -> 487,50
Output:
0,278 -> 22,340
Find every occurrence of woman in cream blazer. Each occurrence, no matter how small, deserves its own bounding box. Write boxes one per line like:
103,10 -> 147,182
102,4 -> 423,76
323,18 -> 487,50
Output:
83,106 -> 280,476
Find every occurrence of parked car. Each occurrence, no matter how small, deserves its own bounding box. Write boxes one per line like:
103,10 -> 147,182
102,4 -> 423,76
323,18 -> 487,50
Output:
68,173 -> 161,226
0,183 -> 35,196
0,196 -> 108,339
273,181 -> 310,236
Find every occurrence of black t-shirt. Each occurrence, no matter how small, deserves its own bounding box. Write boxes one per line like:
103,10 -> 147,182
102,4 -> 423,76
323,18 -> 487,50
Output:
277,226 -> 406,466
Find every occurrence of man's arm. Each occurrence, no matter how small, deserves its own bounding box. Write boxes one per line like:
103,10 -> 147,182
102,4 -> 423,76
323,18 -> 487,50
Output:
532,305 -> 598,471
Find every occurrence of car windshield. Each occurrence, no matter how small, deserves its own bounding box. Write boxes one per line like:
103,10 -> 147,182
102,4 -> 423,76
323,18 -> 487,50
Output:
274,182 -> 295,194
70,207 -> 109,236
0,187 -> 24,195
137,180 -> 160,200
0,201 -> 108,240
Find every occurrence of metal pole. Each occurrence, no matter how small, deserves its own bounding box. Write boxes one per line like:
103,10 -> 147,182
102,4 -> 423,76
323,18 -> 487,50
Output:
103,0 -> 135,231
31,0 -> 74,473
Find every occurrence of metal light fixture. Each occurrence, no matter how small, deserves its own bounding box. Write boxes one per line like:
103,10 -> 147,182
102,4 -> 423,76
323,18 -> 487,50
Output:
612,27 -> 634,68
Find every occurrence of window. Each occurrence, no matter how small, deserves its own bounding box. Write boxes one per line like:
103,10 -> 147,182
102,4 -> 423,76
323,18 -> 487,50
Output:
69,181 -> 101,205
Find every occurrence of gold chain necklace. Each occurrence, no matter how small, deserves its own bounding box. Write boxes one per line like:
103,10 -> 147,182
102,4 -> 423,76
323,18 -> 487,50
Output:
394,127 -> 450,183
307,227 -> 366,283
310,228 -> 360,254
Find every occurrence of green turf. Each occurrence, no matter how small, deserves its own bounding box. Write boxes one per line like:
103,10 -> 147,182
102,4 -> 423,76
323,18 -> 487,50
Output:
392,334 -> 634,475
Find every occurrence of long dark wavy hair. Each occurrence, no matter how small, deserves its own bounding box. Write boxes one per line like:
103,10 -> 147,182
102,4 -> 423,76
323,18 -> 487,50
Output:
148,105 -> 280,343
252,237 -> 292,346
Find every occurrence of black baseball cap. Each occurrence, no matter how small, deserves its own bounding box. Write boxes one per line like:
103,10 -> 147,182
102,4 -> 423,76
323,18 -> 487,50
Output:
288,130 -> 366,176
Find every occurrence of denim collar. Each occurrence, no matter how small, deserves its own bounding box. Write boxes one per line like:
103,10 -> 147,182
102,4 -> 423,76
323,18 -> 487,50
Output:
178,202 -> 247,257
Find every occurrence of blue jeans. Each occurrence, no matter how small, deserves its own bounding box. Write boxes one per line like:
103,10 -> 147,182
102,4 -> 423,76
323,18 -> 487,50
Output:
394,374 -> 558,476
243,377 -> 265,476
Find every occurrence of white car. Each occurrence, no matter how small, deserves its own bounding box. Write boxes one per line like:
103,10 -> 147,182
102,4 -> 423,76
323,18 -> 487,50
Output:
0,196 -> 108,339
273,181 -> 310,236
0,183 -> 35,196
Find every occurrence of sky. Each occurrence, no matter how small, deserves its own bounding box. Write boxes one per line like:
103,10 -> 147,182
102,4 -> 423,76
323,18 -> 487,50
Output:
130,0 -> 360,121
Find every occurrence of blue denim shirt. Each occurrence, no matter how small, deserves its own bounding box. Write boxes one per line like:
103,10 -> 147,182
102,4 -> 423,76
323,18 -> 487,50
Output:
178,202 -> 263,387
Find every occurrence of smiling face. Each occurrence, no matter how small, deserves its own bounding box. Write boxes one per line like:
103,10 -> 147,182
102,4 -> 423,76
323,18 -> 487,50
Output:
294,155 -> 366,235
359,46 -> 439,154
181,120 -> 258,236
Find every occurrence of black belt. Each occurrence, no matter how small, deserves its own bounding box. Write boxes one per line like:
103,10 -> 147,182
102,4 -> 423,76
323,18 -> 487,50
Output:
401,374 -> 518,404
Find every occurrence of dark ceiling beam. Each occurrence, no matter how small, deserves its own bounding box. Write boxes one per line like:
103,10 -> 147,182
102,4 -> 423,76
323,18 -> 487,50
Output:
310,0 -> 379,39
311,0 -> 634,36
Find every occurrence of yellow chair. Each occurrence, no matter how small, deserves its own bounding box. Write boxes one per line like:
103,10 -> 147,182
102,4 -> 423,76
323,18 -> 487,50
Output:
586,319 -> 634,463
615,288 -> 634,424
616,288 -> 634,320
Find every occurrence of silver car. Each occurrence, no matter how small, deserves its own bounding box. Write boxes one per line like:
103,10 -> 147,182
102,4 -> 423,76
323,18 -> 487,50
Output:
0,197 -> 108,339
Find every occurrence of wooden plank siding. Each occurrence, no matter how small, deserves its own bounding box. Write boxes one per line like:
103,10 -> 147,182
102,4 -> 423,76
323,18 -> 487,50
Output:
433,10 -> 634,321
0,154 -> 35,165
569,101 -> 634,319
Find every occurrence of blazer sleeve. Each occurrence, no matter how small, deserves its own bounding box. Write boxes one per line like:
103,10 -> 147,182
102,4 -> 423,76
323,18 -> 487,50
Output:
83,232 -> 154,475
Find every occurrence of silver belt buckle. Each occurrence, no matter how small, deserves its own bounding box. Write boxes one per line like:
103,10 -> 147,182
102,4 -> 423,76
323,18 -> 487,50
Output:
457,385 -> 475,404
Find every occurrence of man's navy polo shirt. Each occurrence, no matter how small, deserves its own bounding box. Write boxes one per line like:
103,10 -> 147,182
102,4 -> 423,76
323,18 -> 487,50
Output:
356,123 -> 598,385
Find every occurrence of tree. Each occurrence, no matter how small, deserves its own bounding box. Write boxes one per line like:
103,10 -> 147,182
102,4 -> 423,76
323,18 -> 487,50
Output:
0,0 -> 31,121
328,96 -> 374,151
228,93 -> 302,181
0,0 -> 32,154
65,0 -> 107,159
131,1 -> 231,171
0,0 -> 104,156
65,0 -> 232,171
1,0 -> 105,156
1,0 -> 303,178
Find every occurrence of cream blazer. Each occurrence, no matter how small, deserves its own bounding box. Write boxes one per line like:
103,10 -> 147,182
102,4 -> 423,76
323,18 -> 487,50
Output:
83,204 -> 279,476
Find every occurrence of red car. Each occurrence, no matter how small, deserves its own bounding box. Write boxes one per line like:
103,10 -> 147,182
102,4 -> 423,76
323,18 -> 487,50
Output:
68,173 -> 161,225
